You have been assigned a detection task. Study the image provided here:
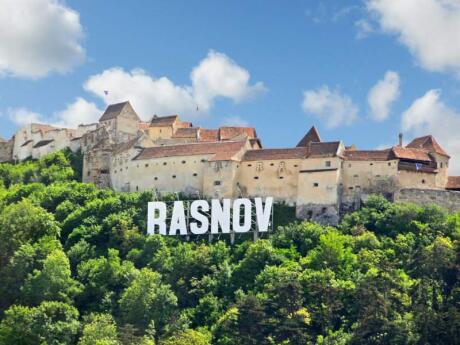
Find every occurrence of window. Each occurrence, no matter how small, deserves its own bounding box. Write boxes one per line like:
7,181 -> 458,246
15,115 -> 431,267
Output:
294,164 -> 298,167
87,171 -> 91,176
247,164 -> 252,167
172,175 -> 176,179
388,162 -> 391,166
440,162 -> 443,168
325,161 -> 331,167
422,179 -> 426,184
154,177 -> 158,181
145,164 -> 149,168
254,176 -> 259,180
214,181 -> 221,186
279,176 -> 284,179
182,160 -> 186,164
163,162 -> 167,166
270,163 -> 274,166
193,173 -> 198,177
313,183 -> 319,187
370,163 -> 374,166
349,187 -> 354,190
136,186 -> 139,191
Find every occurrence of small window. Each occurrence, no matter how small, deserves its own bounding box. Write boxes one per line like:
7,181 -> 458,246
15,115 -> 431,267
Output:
325,161 -> 331,167
348,164 -> 352,167
247,164 -> 252,167
145,164 -> 149,168
440,163 -> 443,168
193,173 -> 198,177
154,177 -> 158,181
313,183 -> 319,187
182,160 -> 186,164
294,164 -> 298,167
163,162 -> 167,166
349,187 -> 354,190
388,162 -> 391,166
279,176 -> 284,179
214,181 -> 221,186
172,175 -> 176,179
87,171 -> 91,176
136,186 -> 139,191
254,176 -> 259,180
354,174 -> 358,178
370,163 -> 374,166
376,174 -> 381,177
422,179 -> 426,184
201,159 -> 206,163
270,163 -> 274,166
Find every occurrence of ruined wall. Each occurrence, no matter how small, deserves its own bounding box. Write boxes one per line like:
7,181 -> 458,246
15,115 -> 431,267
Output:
0,140 -> 13,162
394,188 -> 460,213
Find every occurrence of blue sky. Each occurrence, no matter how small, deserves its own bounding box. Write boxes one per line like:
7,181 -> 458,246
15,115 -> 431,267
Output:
1,0 -> 460,172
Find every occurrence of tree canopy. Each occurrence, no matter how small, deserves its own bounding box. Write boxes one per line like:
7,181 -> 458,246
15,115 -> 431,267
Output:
0,150 -> 459,344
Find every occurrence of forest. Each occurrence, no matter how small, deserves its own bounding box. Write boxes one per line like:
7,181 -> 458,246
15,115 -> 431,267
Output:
0,149 -> 459,345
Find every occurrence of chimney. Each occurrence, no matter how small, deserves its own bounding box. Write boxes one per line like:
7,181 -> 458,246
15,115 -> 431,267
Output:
398,133 -> 403,147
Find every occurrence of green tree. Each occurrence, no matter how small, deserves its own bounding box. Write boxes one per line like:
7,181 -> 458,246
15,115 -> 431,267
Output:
78,313 -> 119,345
0,301 -> 79,345
119,268 -> 177,336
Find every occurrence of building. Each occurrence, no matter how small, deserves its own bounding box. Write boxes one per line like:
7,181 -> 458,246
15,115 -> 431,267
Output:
1,101 -> 459,224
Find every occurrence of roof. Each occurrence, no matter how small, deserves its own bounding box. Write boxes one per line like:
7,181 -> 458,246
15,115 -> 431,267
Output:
113,137 -> 142,154
219,127 -> 257,140
150,115 -> 179,127
344,149 -> 392,161
134,140 -> 246,161
297,126 -> 321,147
406,135 -> 449,157
172,127 -> 199,139
99,101 -> 131,122
446,176 -> 460,190
242,148 -> 309,161
21,139 -> 34,147
309,141 -> 340,158
199,129 -> 219,142
138,122 -> 150,130
33,139 -> 54,148
392,146 -> 432,162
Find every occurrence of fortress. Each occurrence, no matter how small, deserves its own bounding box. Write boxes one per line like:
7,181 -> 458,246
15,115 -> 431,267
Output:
1,101 -> 460,224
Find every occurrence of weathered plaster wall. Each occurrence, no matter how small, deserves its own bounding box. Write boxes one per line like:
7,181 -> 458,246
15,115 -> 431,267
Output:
236,158 -> 301,205
0,139 -> 13,162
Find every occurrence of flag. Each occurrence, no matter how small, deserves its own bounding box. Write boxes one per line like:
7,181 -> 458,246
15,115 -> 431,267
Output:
104,90 -> 109,95
415,163 -> 422,171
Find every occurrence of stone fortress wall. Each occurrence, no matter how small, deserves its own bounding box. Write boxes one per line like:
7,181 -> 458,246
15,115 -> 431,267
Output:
1,101 -> 460,224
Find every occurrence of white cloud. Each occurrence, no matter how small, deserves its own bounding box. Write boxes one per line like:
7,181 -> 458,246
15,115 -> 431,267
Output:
402,89 -> 460,174
8,108 -> 44,126
368,71 -> 400,121
222,116 -> 249,127
54,98 -> 102,128
191,51 -> 266,110
84,51 -> 265,121
365,0 -> 460,76
7,98 -> 101,128
355,19 -> 375,39
0,0 -> 85,79
302,86 -> 358,128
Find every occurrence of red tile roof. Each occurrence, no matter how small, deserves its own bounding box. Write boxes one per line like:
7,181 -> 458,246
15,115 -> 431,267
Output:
446,176 -> 460,190
134,140 -> 246,161
392,146 -> 432,162
406,135 -> 449,157
138,122 -> 150,130
172,127 -> 199,139
199,129 -> 219,142
242,148 -> 309,161
150,115 -> 179,127
309,141 -> 340,157
344,149 -> 392,161
297,126 -> 321,147
219,127 -> 257,140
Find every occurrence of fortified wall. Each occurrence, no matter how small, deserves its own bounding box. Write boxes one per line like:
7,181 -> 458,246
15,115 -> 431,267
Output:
1,101 -> 460,225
